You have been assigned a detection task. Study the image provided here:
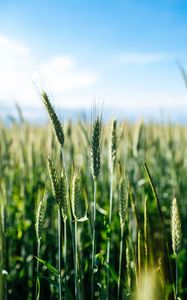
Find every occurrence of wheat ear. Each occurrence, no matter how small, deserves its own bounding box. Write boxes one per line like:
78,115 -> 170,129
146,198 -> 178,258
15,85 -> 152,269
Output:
110,118 -> 117,172
91,116 -> 101,181
35,192 -> 47,242
171,197 -> 182,257
171,197 -> 182,300
42,91 -> 64,149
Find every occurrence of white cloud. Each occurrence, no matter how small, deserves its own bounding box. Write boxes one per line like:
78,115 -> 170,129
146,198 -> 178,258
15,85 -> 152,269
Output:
119,52 -> 177,64
36,56 -> 98,93
102,89 -> 187,109
0,35 -> 29,57
0,34 -> 99,108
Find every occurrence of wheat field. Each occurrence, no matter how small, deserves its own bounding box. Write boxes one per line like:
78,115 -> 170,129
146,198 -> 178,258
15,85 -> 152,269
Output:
0,93 -> 186,300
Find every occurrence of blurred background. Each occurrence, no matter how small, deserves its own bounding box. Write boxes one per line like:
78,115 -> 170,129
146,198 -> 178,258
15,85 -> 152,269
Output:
0,0 -> 187,123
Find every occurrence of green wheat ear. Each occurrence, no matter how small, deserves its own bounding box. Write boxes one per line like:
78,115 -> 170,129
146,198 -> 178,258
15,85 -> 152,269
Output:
171,197 -> 182,256
71,173 -> 87,222
47,157 -> 61,205
42,91 -> 64,149
119,178 -> 128,227
110,118 -> 117,172
35,192 -> 47,241
91,116 -> 102,181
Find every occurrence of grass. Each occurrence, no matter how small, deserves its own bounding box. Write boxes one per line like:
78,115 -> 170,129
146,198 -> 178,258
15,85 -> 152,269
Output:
0,94 -> 186,299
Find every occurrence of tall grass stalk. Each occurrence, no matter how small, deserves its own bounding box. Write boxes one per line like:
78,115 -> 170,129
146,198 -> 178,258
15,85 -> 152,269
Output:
144,196 -> 148,276
90,116 -> 101,300
58,207 -> 62,300
117,224 -> 124,300
91,179 -> 97,300
64,218 -> 67,297
106,119 -> 117,299
0,204 -> 5,300
117,178 -> 127,299
42,91 -> 65,298
35,191 -> 46,300
106,172 -> 113,299
43,90 -> 68,298
59,170 -> 68,299
171,197 -> 182,300
48,158 -> 63,300
36,239 -> 41,300
138,230 -> 141,279
74,221 -> 78,300
0,186 -> 7,300
126,241 -> 131,294
71,173 -> 87,300
72,175 -> 80,300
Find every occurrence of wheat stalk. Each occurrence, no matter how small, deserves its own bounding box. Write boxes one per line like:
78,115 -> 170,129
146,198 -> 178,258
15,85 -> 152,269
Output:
71,174 -> 80,300
47,157 -> 63,300
43,93 -> 68,299
91,116 -> 102,300
126,241 -> 131,294
106,119 -> 117,299
35,191 -> 46,300
144,196 -> 148,276
171,197 -> 182,300
58,168 -> 68,298
118,178 -> 127,299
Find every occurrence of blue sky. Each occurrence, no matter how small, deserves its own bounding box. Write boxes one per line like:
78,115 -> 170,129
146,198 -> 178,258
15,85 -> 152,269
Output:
0,0 -> 187,120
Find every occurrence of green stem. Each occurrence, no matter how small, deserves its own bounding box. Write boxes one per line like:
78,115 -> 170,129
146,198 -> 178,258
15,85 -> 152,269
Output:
176,256 -> 178,300
144,196 -> 148,278
106,171 -> 113,299
36,239 -> 41,272
91,180 -> 97,300
36,238 -> 41,300
75,221 -> 78,300
58,207 -> 62,300
0,203 -> 6,300
0,209 -> 5,300
117,225 -> 124,300
138,230 -> 141,279
64,219 -> 67,300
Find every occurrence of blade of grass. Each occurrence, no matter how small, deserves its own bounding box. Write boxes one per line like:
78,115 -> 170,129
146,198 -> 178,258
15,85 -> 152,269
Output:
144,162 -> 175,297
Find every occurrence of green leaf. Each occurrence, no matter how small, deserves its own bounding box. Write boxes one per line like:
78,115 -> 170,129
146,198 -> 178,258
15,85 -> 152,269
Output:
34,257 -> 59,277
